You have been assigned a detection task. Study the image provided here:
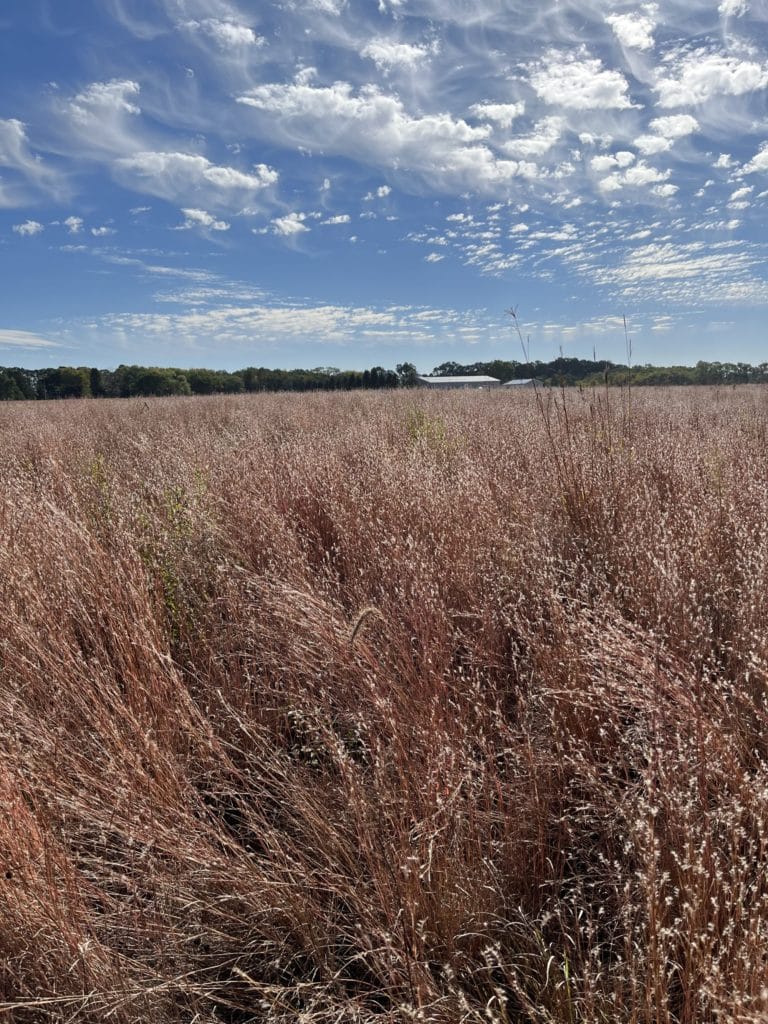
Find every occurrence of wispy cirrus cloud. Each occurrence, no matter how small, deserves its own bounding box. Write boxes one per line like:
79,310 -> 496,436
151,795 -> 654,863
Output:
0,328 -> 61,349
70,79 -> 141,122
593,240 -> 762,299
52,79 -> 280,213
113,151 -> 278,207
237,76 -> 539,193
0,119 -> 61,207
271,211 -> 310,236
181,18 -> 264,49
177,207 -> 231,231
740,143 -> 768,174
94,299 -> 495,349
362,39 -> 436,69
7,0 -> 768,368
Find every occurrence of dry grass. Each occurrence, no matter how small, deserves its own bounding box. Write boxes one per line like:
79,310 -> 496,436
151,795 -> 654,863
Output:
2,384 -> 768,1022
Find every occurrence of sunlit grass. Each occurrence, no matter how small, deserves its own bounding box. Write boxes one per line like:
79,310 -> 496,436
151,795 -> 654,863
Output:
2,385 -> 768,1022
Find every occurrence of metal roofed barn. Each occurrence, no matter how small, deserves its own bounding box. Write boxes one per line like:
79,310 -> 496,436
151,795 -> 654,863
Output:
502,378 -> 536,388
416,375 -> 501,389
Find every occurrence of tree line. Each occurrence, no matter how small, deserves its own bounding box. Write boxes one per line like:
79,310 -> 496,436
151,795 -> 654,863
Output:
0,363 -> 412,400
0,357 -> 766,400
432,358 -> 768,387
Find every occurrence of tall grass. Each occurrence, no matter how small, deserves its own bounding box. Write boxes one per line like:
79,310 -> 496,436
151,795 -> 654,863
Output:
1,385 -> 768,1021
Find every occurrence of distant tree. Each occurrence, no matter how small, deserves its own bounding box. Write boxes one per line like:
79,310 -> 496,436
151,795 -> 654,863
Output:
431,361 -> 464,376
186,369 -> 220,395
37,366 -> 90,399
5,368 -> 36,399
396,362 -> 419,387
133,368 -> 191,397
89,368 -> 104,397
0,370 -> 24,400
219,372 -> 245,394
333,370 -> 364,390
186,369 -> 244,395
366,366 -> 398,389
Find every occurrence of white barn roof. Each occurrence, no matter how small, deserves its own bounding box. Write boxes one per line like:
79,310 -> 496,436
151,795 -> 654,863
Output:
417,375 -> 500,385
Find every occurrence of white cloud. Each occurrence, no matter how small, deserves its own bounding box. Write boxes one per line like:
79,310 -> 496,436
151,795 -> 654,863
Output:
179,207 -> 230,231
70,79 -> 141,122
719,0 -> 749,15
0,119 -> 58,206
364,184 -> 392,200
320,213 -> 350,224
606,11 -> 656,51
634,135 -> 672,155
648,114 -> 699,139
60,79 -> 150,166
13,220 -> 44,236
530,52 -> 635,110
272,211 -> 310,235
655,51 -> 768,107
469,102 -> 525,129
0,328 -> 61,349
652,183 -> 679,197
64,216 -> 83,234
590,240 -> 768,304
238,79 -> 538,193
598,174 -> 623,192
183,19 -> 264,48
504,117 -> 564,158
425,252 -> 445,262
598,160 -> 670,191
591,151 -> 635,172
91,225 -> 116,236
362,39 -> 434,69
634,114 -> 697,155
114,151 -> 278,204
623,162 -> 670,186
714,153 -> 734,168
306,0 -> 347,12
741,144 -> 768,174
153,285 -> 267,305
0,119 -> 34,169
97,300 -> 489,347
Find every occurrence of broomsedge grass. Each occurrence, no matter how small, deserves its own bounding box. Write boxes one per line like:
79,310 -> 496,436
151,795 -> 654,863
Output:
0,385 -> 767,1021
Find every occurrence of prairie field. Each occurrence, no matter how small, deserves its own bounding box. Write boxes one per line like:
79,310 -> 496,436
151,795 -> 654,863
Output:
3,384 -> 768,1023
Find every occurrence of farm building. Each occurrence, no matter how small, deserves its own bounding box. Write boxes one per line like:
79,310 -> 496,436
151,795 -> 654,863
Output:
416,375 -> 501,389
502,378 -> 536,388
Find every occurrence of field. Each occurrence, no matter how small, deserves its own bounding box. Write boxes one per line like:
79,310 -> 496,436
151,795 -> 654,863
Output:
2,385 -> 768,1023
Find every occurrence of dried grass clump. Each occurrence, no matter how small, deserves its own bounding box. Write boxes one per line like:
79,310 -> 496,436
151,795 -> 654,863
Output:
2,385 -> 768,1021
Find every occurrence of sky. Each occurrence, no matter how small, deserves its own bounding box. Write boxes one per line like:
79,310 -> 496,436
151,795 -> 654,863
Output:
2,0 -> 768,372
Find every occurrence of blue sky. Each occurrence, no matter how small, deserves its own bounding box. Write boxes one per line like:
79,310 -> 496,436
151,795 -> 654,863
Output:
2,0 -> 768,371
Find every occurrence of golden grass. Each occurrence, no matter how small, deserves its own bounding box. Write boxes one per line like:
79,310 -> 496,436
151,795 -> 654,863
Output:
1,385 -> 768,1022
